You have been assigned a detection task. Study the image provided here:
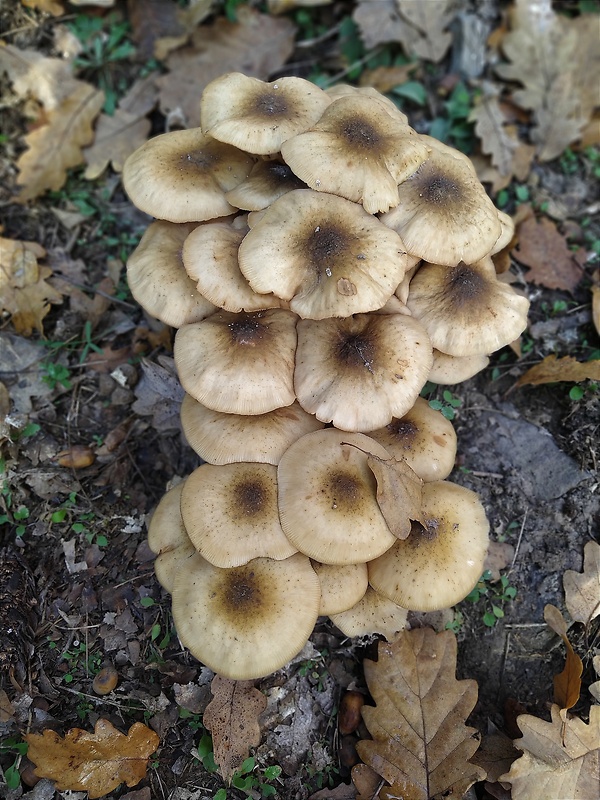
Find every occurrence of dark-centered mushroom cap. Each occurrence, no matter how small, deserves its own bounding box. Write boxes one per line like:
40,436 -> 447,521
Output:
225,160 -> 306,211
201,73 -> 331,155
280,95 -> 429,213
122,128 -> 254,223
147,482 -> 195,593
171,552 -> 321,680
238,189 -> 410,320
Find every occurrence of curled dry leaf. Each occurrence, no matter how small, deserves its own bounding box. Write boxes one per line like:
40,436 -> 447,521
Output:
513,355 -> 600,390
25,719 -> 159,799
563,540 -> 600,627
543,604 -> 583,712
366,453 -> 424,539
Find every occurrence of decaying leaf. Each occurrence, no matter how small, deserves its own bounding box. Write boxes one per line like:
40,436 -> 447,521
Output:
355,628 -> 486,799
543,604 -> 583,712
513,355 -> 600,391
512,216 -> 583,292
367,453 -> 423,539
203,675 -> 267,783
21,0 -> 65,16
25,719 -> 159,799
132,356 -> 184,431
0,44 -> 81,111
563,541 -> 600,627
499,704 -> 600,800
470,92 -> 521,179
359,64 -> 416,94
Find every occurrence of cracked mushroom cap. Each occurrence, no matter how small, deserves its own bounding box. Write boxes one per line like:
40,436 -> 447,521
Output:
180,462 -> 297,567
311,561 -> 369,616
180,395 -> 324,465
171,552 -> 321,680
380,146 -> 502,266
173,308 -> 297,415
277,429 -> 397,565
368,481 -> 490,611
147,482 -> 195,593
329,586 -> 408,640
367,396 -> 457,482
429,350 -> 490,385
238,189 -> 411,320
280,95 -> 429,213
406,256 -> 530,357
122,128 -> 254,223
200,73 -> 331,155
225,160 -> 306,210
294,313 -> 433,432
127,221 -> 217,327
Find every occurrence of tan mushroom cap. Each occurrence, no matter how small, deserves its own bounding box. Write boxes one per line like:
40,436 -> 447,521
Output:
294,313 -> 433,432
122,128 -> 254,223
368,480 -> 490,611
281,95 -> 429,213
429,350 -> 490,385
368,396 -> 457,482
225,160 -> 306,210
325,83 -> 409,124
180,394 -> 324,465
329,586 -> 408,640
311,561 -> 369,616
201,73 -> 331,155
171,552 -> 321,680
278,430 -> 397,565
127,221 -> 217,327
380,146 -> 502,266
406,256 -> 530,356
180,462 -> 297,567
238,189 -> 411,320
147,482 -> 195,593
491,210 -> 515,255
174,308 -> 297,415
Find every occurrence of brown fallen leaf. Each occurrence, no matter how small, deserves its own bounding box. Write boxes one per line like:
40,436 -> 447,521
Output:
367,454 -> 423,539
513,355 -> 600,390
470,93 -> 521,180
356,628 -> 486,799
57,445 -> 96,469
25,719 -> 159,799
203,674 -> 267,783
359,64 -> 416,94
543,604 -> 583,712
0,44 -> 81,113
512,216 -> 583,292
563,541 -> 600,628
22,0 -> 65,16
499,704 -> 600,800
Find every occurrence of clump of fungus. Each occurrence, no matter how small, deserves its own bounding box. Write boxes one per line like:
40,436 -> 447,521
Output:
122,71 -> 530,679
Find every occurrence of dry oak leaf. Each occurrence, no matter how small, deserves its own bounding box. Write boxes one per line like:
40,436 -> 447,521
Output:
25,719 -> 159,799
563,540 -> 600,628
469,92 -> 522,180
15,81 -> 104,202
543,604 -> 583,712
0,44 -> 81,111
21,0 -> 65,16
0,236 -> 63,336
512,216 -> 583,292
513,355 -> 600,391
203,674 -> 267,784
499,704 -> 600,800
356,628 -> 486,800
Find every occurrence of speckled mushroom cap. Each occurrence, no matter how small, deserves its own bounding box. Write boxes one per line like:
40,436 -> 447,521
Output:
147,482 -> 195,593
294,313 -> 433,431
122,128 -> 254,223
406,256 -> 530,357
278,429 -> 396,565
368,396 -> 457,482
325,83 -> 409,124
380,146 -> 502,266
200,73 -> 331,155
281,95 -> 429,213
311,561 -> 369,616
429,350 -> 490,385
238,189 -> 410,320
368,480 -> 490,611
127,221 -> 217,327
180,462 -> 297,567
173,308 -> 298,415
171,552 -> 321,680
225,160 -> 306,210
180,394 -> 324,465
329,586 -> 408,640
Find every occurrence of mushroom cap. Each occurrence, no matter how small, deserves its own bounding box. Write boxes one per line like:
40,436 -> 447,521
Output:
280,95 -> 429,213
180,394 -> 324,465
368,480 -> 490,611
171,552 -> 321,680
311,561 -> 369,616
147,482 -> 195,593
329,586 -> 408,640
238,189 -> 410,320
127,221 -> 217,327
201,73 -> 331,155
122,128 -> 254,223
325,83 -> 408,124
491,210 -> 515,255
380,146 -> 502,266
180,462 -> 297,567
429,350 -> 490,385
277,429 -> 396,565
367,396 -> 458,482
294,313 -> 433,432
225,160 -> 306,210
406,257 -> 530,356
173,309 -> 298,415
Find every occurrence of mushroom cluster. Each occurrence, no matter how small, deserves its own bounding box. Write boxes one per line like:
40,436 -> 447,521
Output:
127,73 -> 529,680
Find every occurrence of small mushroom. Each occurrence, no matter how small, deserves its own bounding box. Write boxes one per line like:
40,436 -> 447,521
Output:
429,350 -> 490,385
329,586 -> 408,639
147,482 -> 195,593
225,160 -> 306,210
312,561 -> 369,616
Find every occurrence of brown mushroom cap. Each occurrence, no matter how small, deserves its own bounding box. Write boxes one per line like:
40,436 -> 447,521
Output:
368,480 -> 490,611
147,482 -> 195,593
201,73 -> 331,155
127,221 -> 217,327
180,394 -> 324,465
171,552 -> 321,680
281,95 -> 429,213
311,561 -> 369,616
294,313 -> 433,432
278,429 -> 397,565
225,160 -> 306,211
325,84 -> 409,124
173,309 -> 298,415
122,128 -> 254,223
329,586 -> 408,640
180,462 -> 297,567
238,189 -> 411,320
429,350 -> 490,385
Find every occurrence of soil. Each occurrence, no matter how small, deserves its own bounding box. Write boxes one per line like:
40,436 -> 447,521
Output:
1,2 -> 599,800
